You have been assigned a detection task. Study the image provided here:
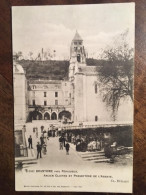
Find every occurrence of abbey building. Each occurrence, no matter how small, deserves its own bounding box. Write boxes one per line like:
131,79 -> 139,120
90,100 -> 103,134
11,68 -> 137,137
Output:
13,31 -> 133,125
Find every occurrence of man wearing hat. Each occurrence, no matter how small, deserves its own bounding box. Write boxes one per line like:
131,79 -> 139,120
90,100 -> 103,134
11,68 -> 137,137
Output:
36,142 -> 42,159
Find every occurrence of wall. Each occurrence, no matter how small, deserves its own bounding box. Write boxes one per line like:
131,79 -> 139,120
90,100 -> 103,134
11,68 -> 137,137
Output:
74,73 -> 133,123
14,73 -> 26,123
74,73 -> 84,122
85,75 -> 111,122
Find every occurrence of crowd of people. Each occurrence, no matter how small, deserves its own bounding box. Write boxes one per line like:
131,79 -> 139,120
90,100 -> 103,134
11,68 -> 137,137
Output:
58,136 -> 70,155
64,131 -> 104,152
28,126 -> 117,159
28,127 -> 72,159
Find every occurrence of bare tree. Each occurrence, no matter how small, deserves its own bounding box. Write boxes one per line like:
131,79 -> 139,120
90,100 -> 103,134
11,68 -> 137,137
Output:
98,30 -> 134,120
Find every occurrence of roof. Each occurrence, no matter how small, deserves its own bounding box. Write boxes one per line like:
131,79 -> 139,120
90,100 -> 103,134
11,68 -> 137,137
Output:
77,65 -> 100,75
29,79 -> 62,84
72,31 -> 83,41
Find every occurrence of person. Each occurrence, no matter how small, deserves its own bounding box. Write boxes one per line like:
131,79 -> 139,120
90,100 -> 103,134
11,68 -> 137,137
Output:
96,139 -> 100,150
65,142 -> 70,155
59,136 -> 63,150
28,135 -> 33,149
36,127 -> 38,138
40,135 -> 44,146
47,129 -> 50,140
42,143 -> 47,155
43,129 -> 47,144
62,136 -> 66,147
36,142 -> 42,159
33,127 -> 35,133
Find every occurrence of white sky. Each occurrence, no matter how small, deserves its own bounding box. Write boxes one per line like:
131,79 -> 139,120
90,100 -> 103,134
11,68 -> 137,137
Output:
12,3 -> 135,60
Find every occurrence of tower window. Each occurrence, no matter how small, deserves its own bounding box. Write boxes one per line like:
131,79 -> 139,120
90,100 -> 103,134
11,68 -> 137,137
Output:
55,92 -> 58,97
44,92 -> 46,97
74,42 -> 77,45
95,84 -> 98,94
77,54 -> 81,62
32,100 -> 35,106
55,100 -> 58,105
44,101 -> 47,106
95,116 -> 98,121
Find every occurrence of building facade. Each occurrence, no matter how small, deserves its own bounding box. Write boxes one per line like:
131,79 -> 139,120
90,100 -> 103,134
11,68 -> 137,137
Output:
13,62 -> 27,124
14,31 -> 133,125
27,80 -> 73,122
69,31 -> 111,122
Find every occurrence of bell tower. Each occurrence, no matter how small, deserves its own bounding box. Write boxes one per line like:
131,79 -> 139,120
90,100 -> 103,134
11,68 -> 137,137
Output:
69,31 -> 87,122
70,31 -> 86,64
69,31 -> 86,79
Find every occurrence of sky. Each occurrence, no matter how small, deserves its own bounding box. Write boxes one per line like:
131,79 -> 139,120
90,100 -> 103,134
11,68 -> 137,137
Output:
12,3 -> 135,60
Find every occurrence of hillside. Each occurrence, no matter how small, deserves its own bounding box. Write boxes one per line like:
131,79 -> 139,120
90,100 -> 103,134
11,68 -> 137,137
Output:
18,58 -> 102,80
18,60 -> 69,80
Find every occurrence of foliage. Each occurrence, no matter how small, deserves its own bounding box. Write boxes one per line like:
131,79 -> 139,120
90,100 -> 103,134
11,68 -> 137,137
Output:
18,60 -> 69,80
98,30 -> 134,120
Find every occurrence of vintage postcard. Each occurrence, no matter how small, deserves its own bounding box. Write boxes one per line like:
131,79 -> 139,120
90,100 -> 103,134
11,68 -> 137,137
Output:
12,3 -> 135,193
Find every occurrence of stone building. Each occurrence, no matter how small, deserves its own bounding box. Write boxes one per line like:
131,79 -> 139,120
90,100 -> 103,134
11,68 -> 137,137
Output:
27,79 -> 73,122
13,62 -> 28,158
69,31 -> 133,123
13,61 -> 27,124
14,31 -> 133,125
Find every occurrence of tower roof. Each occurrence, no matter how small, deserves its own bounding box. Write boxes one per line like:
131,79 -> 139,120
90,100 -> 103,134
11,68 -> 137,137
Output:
72,31 -> 83,41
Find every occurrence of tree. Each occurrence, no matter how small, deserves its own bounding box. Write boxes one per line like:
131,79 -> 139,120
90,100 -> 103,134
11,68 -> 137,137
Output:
98,30 -> 134,120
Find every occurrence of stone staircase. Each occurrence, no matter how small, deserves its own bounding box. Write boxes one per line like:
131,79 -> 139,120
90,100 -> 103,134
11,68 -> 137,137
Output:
78,151 -> 111,163
15,148 -> 37,169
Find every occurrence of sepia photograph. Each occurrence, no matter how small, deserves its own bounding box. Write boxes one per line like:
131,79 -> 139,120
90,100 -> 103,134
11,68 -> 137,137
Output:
12,3 -> 135,193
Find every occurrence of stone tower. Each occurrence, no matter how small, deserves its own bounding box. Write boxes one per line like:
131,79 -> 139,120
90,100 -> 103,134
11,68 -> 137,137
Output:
69,31 -> 86,80
69,31 -> 87,122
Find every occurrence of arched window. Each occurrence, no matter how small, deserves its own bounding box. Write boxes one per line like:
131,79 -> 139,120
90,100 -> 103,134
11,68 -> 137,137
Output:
32,100 -> 35,106
51,112 -> 57,120
31,111 -> 42,120
95,84 -> 98,94
44,112 -> 50,120
77,54 -> 81,62
95,116 -> 98,121
58,111 -> 71,120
